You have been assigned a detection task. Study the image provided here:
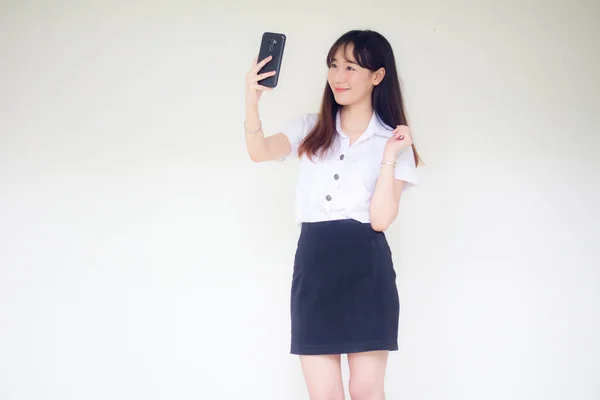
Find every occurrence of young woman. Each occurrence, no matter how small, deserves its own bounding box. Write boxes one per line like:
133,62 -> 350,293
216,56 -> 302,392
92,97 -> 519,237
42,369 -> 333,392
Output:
244,30 -> 420,400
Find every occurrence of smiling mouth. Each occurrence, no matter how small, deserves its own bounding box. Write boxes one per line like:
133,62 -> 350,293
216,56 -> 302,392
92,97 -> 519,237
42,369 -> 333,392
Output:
334,88 -> 349,93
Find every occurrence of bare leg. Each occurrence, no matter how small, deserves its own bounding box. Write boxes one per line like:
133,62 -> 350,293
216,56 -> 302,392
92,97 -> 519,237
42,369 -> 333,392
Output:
299,354 -> 345,400
347,350 -> 389,400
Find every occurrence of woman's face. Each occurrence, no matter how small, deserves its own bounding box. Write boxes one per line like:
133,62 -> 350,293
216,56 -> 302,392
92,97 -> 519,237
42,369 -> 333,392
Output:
327,45 -> 384,107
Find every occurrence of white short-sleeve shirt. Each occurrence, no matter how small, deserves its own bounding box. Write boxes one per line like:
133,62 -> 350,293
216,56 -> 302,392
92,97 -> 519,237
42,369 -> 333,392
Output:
279,111 -> 418,224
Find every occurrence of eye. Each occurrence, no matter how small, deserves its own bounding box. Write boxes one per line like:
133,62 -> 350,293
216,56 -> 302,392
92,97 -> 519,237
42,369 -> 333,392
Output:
346,66 -> 355,71
330,62 -> 337,69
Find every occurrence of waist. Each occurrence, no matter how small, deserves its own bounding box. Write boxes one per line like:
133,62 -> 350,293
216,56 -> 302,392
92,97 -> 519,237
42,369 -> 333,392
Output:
300,219 -> 386,242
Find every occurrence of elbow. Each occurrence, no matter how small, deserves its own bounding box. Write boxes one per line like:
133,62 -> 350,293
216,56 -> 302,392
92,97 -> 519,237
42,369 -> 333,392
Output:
248,152 -> 266,163
370,217 -> 391,232
370,223 -> 388,232
369,209 -> 398,232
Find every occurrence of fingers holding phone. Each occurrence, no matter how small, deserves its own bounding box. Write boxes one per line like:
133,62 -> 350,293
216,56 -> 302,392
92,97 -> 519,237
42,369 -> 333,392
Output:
245,55 -> 276,107
245,32 -> 286,107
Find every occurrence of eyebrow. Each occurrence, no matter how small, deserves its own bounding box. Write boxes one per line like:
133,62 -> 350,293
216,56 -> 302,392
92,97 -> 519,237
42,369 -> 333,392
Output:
331,57 -> 357,64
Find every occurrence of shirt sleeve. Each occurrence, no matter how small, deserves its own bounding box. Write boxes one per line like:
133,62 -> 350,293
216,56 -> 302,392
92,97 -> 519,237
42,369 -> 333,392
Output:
394,145 -> 419,192
277,113 -> 317,162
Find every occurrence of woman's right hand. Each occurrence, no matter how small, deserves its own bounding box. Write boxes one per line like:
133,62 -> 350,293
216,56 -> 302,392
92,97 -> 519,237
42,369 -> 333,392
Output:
245,55 -> 276,107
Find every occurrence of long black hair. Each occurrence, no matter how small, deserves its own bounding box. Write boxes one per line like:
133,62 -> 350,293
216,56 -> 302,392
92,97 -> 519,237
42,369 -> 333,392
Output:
298,29 -> 420,166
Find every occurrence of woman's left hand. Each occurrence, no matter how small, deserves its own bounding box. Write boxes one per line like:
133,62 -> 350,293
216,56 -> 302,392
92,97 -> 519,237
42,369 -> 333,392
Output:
383,125 -> 413,161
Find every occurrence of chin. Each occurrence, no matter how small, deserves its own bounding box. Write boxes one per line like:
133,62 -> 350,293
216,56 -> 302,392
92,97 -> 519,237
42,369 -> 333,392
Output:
334,99 -> 352,106
332,94 -> 354,106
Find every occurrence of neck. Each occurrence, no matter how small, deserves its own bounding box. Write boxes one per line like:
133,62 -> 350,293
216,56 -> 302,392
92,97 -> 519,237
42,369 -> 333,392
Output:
340,100 -> 373,135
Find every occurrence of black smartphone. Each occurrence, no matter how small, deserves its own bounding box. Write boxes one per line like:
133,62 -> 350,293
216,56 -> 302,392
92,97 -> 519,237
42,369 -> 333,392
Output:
257,32 -> 286,88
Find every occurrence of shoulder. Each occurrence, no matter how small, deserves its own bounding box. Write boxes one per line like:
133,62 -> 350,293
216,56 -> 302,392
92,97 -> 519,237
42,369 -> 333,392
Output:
287,112 -> 319,124
373,116 -> 395,139
278,113 -> 320,161
301,113 -> 319,122
298,113 -> 319,131
280,113 -> 319,135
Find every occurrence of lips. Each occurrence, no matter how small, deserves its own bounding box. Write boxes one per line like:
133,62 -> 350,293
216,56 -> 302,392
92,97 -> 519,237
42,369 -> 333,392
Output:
334,88 -> 349,93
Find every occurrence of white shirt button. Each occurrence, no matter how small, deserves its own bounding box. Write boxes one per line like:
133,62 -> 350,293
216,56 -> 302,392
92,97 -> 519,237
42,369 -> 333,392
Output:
278,111 -> 418,225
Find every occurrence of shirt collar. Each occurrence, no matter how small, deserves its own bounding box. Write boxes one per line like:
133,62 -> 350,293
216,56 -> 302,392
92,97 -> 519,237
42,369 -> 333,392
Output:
335,110 -> 394,141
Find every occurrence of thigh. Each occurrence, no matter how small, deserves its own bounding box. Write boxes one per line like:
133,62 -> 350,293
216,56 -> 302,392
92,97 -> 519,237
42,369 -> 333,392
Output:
347,351 -> 389,400
299,354 -> 345,400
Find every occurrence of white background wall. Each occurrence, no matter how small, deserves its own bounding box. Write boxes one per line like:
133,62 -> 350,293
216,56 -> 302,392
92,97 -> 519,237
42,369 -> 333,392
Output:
1,0 -> 599,399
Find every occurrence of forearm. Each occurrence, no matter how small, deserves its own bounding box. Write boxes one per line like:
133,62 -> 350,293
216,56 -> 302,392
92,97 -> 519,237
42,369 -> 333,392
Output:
369,155 -> 402,231
244,105 -> 269,162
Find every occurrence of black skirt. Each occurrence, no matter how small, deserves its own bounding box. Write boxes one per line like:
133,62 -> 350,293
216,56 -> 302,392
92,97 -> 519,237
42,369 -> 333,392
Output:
290,219 -> 400,355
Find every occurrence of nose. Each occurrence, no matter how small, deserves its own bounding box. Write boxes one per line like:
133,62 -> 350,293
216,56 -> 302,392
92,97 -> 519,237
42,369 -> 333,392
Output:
333,68 -> 346,84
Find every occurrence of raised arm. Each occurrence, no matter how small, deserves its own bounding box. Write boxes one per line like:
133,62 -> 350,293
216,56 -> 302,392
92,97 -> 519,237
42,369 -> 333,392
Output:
244,56 -> 292,162
369,125 -> 417,231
